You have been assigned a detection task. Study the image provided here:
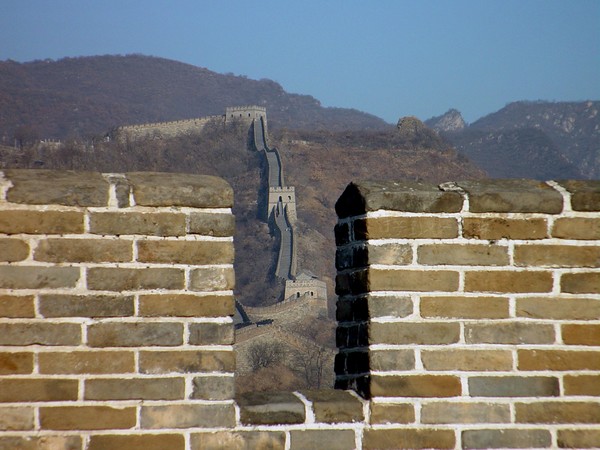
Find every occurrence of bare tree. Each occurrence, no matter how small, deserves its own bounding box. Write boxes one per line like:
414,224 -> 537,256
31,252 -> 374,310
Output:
246,341 -> 285,371
293,345 -> 329,389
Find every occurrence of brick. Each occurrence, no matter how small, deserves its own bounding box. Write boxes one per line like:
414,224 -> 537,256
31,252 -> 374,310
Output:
360,216 -> 458,239
0,379 -> 77,402
462,429 -> 551,449
0,210 -> 84,234
517,297 -> 600,320
238,391 -> 305,425
189,212 -> 235,236
469,376 -> 559,397
334,222 -> 351,246
335,269 -> 369,295
0,294 -> 34,318
85,377 -> 184,400
0,323 -> 81,345
0,407 -> 34,430
87,267 -> 184,291
515,244 -> 600,267
369,402 -> 414,424
559,179 -> 600,211
290,430 -> 356,450
140,350 -> 234,373
301,389 -> 365,423
39,294 -> 134,317
516,401 -> 600,423
139,293 -> 234,317
0,238 -> 28,261
40,406 -> 136,430
0,436 -> 81,450
421,402 -> 510,424
564,375 -> 600,396
371,375 -> 461,397
363,428 -> 455,449
418,244 -> 509,266
192,375 -> 235,400
88,322 -> 183,347
0,352 -> 33,374
137,239 -> 233,265
369,268 -> 459,292
88,434 -> 184,450
561,272 -> 600,294
370,322 -> 459,345
337,350 -> 369,374
89,211 -> 186,236
34,238 -> 132,263
463,217 -> 547,240
519,349 -> 600,371
562,324 -> 600,345
371,349 -> 415,371
5,169 -> 109,206
552,217 -> 600,240
367,243 -> 413,265
367,295 -> 413,318
466,322 -> 555,344
421,296 -> 509,319
0,266 -> 80,289
422,349 -> 512,371
465,270 -> 553,293
557,429 -> 600,448
191,431 -> 285,450
189,322 -> 234,345
189,266 -> 235,291
39,351 -> 135,374
141,404 -> 235,428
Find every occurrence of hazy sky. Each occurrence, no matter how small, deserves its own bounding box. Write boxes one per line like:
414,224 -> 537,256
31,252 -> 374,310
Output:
1,0 -> 598,123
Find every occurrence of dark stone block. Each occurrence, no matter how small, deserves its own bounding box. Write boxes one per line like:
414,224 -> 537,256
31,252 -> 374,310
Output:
558,180 -> 600,211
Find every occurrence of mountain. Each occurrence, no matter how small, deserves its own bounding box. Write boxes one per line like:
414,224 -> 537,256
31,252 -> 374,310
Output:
425,109 -> 466,132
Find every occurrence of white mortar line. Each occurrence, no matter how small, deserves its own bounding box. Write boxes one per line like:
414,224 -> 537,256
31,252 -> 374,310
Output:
293,391 -> 314,424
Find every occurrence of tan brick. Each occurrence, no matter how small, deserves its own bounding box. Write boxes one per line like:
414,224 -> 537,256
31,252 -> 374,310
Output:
85,377 -> 184,400
422,349 -> 512,371
562,324 -> 600,345
0,352 -> 33,374
0,294 -> 34,318
34,238 -> 132,263
39,294 -> 134,318
191,431 -> 285,450
89,211 -> 186,236
0,379 -> 78,402
421,402 -> 510,424
465,270 -> 553,293
367,295 -> 414,318
192,375 -> 235,400
369,268 -> 459,292
363,428 -> 455,449
558,429 -> 600,448
0,323 -> 81,345
139,293 -> 234,317
469,376 -> 559,397
420,296 -> 509,319
40,406 -> 136,430
141,404 -> 235,428
0,210 -> 84,234
87,267 -> 184,291
290,430 -> 356,450
462,429 -> 551,449
361,216 -> 459,239
562,272 -> 600,294
369,402 -> 414,424
515,244 -> 600,267
301,389 -> 365,423
516,401 -> 600,423
519,349 -> 600,371
87,322 -> 183,347
418,244 -> 509,266
564,375 -> 600,396
366,243 -> 412,265
140,350 -> 234,373
88,434 -> 184,450
0,238 -> 28,262
371,349 -> 415,371
189,266 -> 235,291
371,374 -> 461,397
189,212 -> 235,237
517,297 -> 600,320
466,322 -> 555,344
39,351 -> 135,374
137,240 -> 233,264
463,217 -> 547,240
552,217 -> 600,240
0,436 -> 81,450
188,323 -> 234,345
0,407 -> 34,430
370,322 -> 459,345
0,266 -> 80,289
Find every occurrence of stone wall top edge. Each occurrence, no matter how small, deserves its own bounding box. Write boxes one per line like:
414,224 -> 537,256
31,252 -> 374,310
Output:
119,115 -> 222,131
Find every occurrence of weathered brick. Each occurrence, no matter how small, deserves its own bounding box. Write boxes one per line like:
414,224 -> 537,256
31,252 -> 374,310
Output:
189,322 -> 234,345
0,352 -> 33,374
515,244 -> 600,267
370,322 -> 460,345
562,324 -> 600,345
561,272 -> 600,294
137,239 -> 233,265
0,294 -> 34,318
367,243 -> 413,265
422,349 -> 512,371
301,389 -> 364,423
189,212 -> 235,236
466,322 -> 555,344
34,238 -> 132,263
0,407 -> 34,430
371,349 -> 415,371
564,375 -> 600,396
140,350 -> 234,373
39,294 -> 134,317
191,431 -> 285,450
0,238 -> 28,262
469,376 -> 559,397
559,179 -> 600,211
369,402 -> 414,424
462,429 -> 551,449
552,217 -> 600,240
139,293 -> 234,317
519,349 -> 600,371
89,211 -> 186,236
465,270 -> 553,293
88,434 -> 184,450
367,295 -> 413,318
421,402 -> 510,424
39,351 -> 135,374
290,430 -> 356,450
516,401 -> 600,423
557,429 -> 600,448
0,266 -> 80,289
363,428 -> 455,449
420,296 -> 509,319
87,322 -> 183,347
369,268 -> 459,292
517,297 -> 600,320
418,243 -> 509,266
192,375 -> 235,400
0,323 -> 81,345
87,267 -> 184,291
141,403 -> 235,428
85,377 -> 184,400
463,217 -> 548,240
189,266 -> 235,291
238,391 -> 305,425
40,406 -> 136,430
370,375 -> 461,397
0,436 -> 81,450
0,210 -> 84,234
360,216 -> 458,239
0,379 -> 77,402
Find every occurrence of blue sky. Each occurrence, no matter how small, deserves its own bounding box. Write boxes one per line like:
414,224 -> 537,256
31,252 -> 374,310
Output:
1,0 -> 598,123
